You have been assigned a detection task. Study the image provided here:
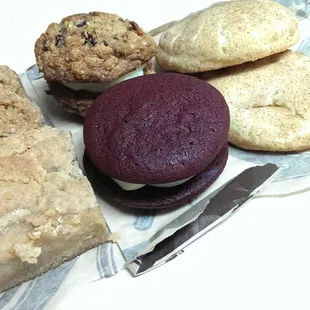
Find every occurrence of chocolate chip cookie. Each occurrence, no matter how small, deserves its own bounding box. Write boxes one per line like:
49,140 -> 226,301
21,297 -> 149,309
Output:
35,12 -> 156,83
35,12 -> 157,116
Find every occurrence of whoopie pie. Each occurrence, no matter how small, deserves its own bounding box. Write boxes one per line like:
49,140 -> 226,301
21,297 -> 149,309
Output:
83,73 -> 229,209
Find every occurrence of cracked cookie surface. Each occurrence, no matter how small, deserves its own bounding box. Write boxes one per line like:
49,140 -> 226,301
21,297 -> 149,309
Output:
199,50 -> 310,152
35,12 -> 157,83
0,92 -> 44,138
156,0 -> 298,73
0,126 -> 107,293
0,65 -> 28,98
0,66 -> 107,293
0,66 -> 44,138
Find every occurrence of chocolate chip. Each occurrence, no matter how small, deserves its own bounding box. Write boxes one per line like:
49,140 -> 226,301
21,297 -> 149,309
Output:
119,17 -> 125,22
89,36 -> 97,46
103,40 -> 109,46
129,21 -> 138,29
43,39 -> 49,51
114,49 -> 121,57
129,21 -> 144,36
84,33 -> 97,46
76,20 -> 86,27
55,34 -> 65,46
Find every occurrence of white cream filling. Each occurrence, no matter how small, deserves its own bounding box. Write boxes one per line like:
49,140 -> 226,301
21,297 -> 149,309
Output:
112,176 -> 195,191
63,66 -> 145,93
112,179 -> 145,191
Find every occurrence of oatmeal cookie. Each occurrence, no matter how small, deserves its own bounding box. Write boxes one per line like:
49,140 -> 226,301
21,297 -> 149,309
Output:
35,12 -> 157,83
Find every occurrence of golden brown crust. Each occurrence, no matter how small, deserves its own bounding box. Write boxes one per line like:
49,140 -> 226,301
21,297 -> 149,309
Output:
0,92 -> 44,137
0,227 -> 105,293
0,66 -> 107,293
0,66 -> 44,137
35,12 -> 157,83
0,127 -> 107,293
0,65 -> 28,98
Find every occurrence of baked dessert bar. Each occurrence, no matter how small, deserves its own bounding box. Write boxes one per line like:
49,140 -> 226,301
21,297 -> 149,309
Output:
0,67 -> 107,293
0,66 -> 44,137
0,65 -> 28,98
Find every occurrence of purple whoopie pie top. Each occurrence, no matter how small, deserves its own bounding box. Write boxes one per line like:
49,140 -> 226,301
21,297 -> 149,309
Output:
84,72 -> 229,183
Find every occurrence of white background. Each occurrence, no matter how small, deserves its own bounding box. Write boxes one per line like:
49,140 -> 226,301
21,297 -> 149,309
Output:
1,1 -> 310,309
